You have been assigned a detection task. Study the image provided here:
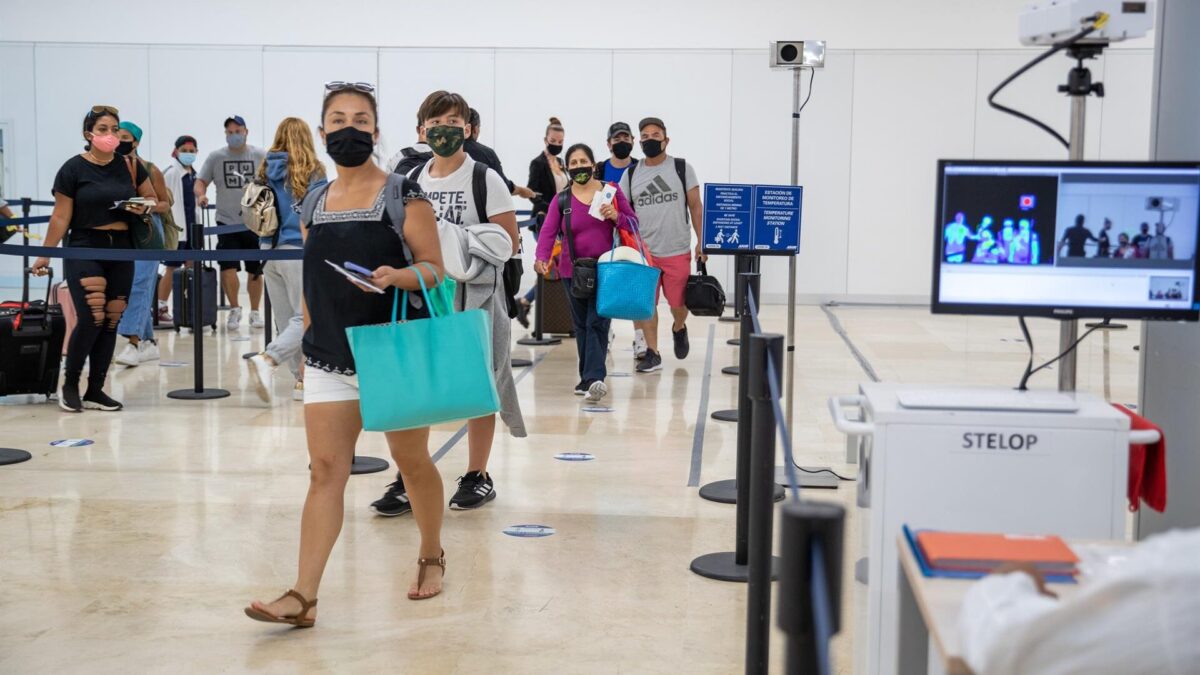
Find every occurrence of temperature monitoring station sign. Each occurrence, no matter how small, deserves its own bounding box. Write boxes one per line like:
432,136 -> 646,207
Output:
702,183 -> 803,256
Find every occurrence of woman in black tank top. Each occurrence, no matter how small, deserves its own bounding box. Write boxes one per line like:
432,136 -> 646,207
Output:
245,85 -> 448,627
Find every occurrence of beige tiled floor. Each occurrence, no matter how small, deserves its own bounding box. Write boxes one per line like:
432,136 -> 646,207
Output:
0,303 -> 1142,674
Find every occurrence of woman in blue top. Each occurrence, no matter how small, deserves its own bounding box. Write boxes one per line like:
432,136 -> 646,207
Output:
246,117 -> 327,404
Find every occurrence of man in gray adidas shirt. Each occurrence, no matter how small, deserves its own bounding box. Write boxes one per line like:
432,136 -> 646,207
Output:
618,117 -> 705,373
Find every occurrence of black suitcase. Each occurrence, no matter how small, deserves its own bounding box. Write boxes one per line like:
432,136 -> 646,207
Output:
172,265 -> 218,332
0,268 -> 66,397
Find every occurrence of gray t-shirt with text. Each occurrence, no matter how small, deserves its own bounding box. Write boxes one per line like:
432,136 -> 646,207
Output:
619,154 -> 699,257
198,144 -> 267,225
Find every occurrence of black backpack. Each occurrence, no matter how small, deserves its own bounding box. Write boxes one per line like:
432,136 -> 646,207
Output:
625,157 -> 690,222
408,159 -> 489,225
685,261 -> 726,317
393,146 -> 435,177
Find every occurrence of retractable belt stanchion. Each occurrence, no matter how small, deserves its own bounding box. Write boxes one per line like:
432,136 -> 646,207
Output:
744,332 -> 785,672
778,501 -> 846,675
711,272 -> 757,425
168,216 -> 229,401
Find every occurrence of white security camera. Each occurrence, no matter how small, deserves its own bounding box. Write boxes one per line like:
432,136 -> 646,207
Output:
769,41 -> 826,69
1019,0 -> 1154,46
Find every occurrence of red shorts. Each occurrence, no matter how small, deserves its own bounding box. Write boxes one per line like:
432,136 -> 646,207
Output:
653,252 -> 692,308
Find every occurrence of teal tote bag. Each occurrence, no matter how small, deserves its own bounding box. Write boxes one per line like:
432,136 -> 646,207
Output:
346,266 -> 499,432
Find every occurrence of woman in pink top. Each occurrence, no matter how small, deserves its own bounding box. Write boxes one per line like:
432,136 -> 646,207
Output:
534,143 -> 637,402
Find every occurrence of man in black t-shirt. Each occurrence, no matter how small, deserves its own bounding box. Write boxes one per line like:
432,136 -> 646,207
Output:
1133,222 -> 1152,257
1096,217 -> 1113,258
1058,214 -> 1098,258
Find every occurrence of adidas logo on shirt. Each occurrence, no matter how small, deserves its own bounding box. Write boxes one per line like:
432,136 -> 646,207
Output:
636,176 -> 679,208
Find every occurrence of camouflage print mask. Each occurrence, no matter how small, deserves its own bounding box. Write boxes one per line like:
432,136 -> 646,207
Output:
426,125 -> 465,158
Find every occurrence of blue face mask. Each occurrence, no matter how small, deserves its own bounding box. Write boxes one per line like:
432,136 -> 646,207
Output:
177,152 -> 197,166
227,133 -> 246,149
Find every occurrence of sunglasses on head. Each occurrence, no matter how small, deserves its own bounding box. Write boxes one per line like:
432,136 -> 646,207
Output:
87,105 -> 119,118
324,81 -> 375,96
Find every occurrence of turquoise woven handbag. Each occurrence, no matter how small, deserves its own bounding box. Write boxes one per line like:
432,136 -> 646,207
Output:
596,233 -> 661,321
346,265 -> 499,432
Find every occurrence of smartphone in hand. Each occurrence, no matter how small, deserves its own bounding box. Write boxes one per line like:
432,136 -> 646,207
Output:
324,259 -> 384,294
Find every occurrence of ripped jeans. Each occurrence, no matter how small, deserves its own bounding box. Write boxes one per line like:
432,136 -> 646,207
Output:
63,229 -> 135,391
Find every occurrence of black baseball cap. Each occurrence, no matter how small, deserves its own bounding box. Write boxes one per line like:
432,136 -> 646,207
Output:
607,122 -> 632,139
224,115 -> 247,128
638,117 -> 666,132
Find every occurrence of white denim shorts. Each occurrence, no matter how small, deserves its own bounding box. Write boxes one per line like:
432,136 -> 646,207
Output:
304,367 -> 360,404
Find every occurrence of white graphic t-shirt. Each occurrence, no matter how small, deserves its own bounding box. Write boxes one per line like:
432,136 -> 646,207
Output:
414,155 -> 513,226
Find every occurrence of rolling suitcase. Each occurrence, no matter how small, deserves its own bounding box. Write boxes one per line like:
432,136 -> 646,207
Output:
0,268 -> 66,397
172,265 -> 218,332
538,274 -> 576,337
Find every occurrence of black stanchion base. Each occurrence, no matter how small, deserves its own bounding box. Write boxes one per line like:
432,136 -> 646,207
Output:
722,366 -> 740,376
511,358 -> 533,368
689,551 -> 780,582
699,478 -> 785,503
0,448 -> 33,466
711,409 -> 739,423
1086,322 -> 1129,330
517,337 -> 562,346
350,456 -> 389,475
167,388 -> 231,400
727,338 -> 740,346
719,315 -> 740,323
153,322 -> 175,331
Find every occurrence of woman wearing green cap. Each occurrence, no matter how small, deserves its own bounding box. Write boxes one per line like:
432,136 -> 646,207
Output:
114,120 -> 172,368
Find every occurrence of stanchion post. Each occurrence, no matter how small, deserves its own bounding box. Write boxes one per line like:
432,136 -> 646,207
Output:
732,274 -> 761,545
778,501 -> 846,675
168,212 -> 229,400
745,332 -> 784,675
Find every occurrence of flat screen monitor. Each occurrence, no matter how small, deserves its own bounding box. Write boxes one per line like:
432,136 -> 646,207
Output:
932,160 -> 1200,321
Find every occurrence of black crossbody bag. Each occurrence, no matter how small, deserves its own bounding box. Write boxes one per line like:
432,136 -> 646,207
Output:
558,188 -> 597,299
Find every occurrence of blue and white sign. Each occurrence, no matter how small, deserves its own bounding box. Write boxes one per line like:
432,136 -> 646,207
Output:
50,439 -> 94,447
503,524 -> 556,538
554,452 -> 596,462
703,183 -> 803,256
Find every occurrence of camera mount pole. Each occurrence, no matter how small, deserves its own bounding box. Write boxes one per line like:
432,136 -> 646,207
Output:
1057,43 -> 1105,392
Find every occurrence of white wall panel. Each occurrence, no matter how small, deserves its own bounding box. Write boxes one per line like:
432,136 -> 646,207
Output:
1098,50 -> 1155,160
0,44 -> 37,203
146,46 -> 264,171
973,51 -> 1103,159
262,48 -> 377,178
847,52 -> 978,297
378,48 -> 495,166
33,45 -> 150,200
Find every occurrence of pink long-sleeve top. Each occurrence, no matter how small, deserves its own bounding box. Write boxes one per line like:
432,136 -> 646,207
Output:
535,185 -> 639,279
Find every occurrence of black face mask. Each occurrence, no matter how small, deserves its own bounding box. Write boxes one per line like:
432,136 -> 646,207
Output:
611,141 -> 633,160
641,139 -> 664,159
570,166 -> 594,185
325,127 -> 374,167
546,143 -> 563,156
116,140 -> 135,156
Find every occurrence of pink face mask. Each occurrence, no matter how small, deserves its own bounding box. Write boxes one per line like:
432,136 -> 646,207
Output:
90,133 -> 120,153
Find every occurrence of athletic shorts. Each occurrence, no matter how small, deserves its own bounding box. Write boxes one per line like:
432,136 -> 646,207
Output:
215,227 -> 264,274
653,252 -> 692,308
304,367 -> 359,404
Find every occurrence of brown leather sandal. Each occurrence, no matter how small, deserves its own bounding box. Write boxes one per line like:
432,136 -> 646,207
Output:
244,589 -> 318,628
408,550 -> 446,601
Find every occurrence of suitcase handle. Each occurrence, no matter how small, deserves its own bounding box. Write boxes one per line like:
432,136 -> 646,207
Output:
19,266 -> 54,331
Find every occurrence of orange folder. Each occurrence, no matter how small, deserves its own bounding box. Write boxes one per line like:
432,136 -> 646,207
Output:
916,530 -> 1079,573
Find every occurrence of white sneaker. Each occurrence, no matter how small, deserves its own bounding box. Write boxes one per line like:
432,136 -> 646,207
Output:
585,380 -> 608,403
246,353 -> 275,403
292,382 -> 304,402
226,307 -> 243,331
114,343 -> 140,367
138,341 -> 160,363
633,329 -> 648,360
249,310 -> 265,329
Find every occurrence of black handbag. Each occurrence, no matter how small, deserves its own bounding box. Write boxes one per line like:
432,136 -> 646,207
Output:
685,261 -> 726,316
559,188 -> 597,299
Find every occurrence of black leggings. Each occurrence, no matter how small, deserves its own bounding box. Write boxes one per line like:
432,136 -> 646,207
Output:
63,230 -> 135,391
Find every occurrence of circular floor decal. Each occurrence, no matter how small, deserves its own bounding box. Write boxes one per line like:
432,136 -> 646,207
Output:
50,439 -> 94,447
608,371 -> 631,378
581,406 -> 613,413
503,524 -> 556,538
554,452 -> 595,462
159,361 -> 189,367
230,336 -> 250,342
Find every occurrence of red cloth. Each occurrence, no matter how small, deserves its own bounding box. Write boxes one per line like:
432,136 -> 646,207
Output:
1113,404 -> 1167,513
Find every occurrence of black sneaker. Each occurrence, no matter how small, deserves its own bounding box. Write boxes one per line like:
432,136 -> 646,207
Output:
449,471 -> 496,510
82,389 -> 123,411
673,325 -> 690,360
574,380 -> 589,396
59,383 -> 83,413
636,349 -> 663,373
371,474 -> 412,517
